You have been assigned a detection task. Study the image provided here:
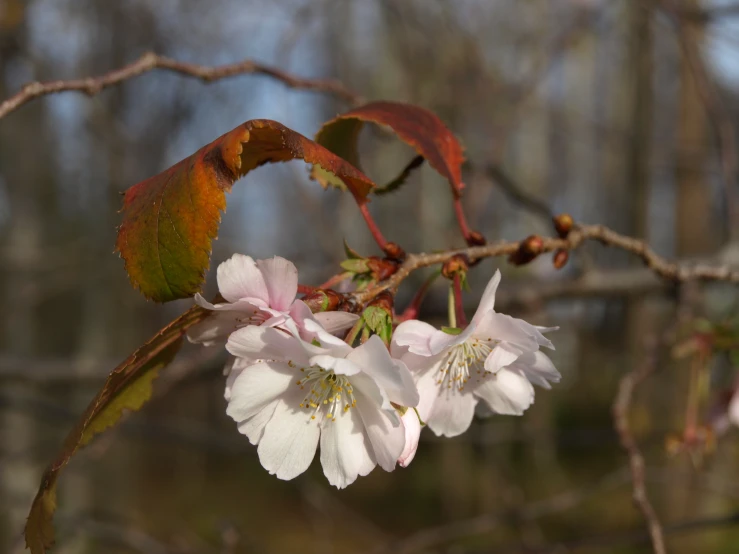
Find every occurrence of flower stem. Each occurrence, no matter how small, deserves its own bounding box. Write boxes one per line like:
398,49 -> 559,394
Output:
344,318 -> 365,347
397,269 -> 441,322
297,284 -> 316,295
358,201 -> 388,250
447,284 -> 456,329
319,271 -> 352,290
453,273 -> 468,328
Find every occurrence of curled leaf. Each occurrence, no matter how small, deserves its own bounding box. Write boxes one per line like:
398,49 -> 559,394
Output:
24,306 -> 211,554
117,119 -> 375,302
311,101 -> 465,197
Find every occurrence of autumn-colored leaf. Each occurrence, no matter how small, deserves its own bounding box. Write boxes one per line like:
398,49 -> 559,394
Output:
24,305 -> 211,554
116,119 -> 375,302
311,101 -> 465,197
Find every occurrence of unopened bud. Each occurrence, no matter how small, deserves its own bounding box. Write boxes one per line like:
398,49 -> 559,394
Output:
441,254 -> 469,280
553,213 -> 574,238
368,291 -> 394,317
302,289 -> 343,313
508,235 -> 544,266
366,257 -> 399,281
553,249 -> 569,269
522,235 -> 544,255
383,242 -> 406,262
466,230 -> 486,247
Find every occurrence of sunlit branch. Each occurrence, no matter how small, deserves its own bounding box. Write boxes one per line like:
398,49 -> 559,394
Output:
0,52 -> 363,120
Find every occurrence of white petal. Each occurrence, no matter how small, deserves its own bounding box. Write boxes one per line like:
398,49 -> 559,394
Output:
513,351 -> 561,388
398,409 -> 422,468
302,319 -> 354,354
392,320 -> 440,357
413,366 -> 441,424
217,254 -> 270,304
309,354 -> 363,376
227,326 -> 313,365
226,361 -> 294,422
426,388 -> 477,438
313,310 -> 360,335
320,405 -> 376,488
484,342 -> 524,373
256,256 -> 298,312
729,392 -> 739,427
473,367 -> 534,416
257,397 -> 320,481
348,336 -> 419,408
476,312 -> 539,351
515,319 -> 556,350
468,269 -> 501,328
353,385 -> 405,471
186,312 -> 242,346
237,399 -> 280,445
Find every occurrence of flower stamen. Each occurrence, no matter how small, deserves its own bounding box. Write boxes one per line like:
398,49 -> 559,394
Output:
436,339 -> 493,391
297,367 -> 357,422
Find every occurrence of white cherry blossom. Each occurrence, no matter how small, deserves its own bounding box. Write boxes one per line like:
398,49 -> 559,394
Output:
224,321 -> 419,488
392,270 -> 559,437
186,254 -> 358,346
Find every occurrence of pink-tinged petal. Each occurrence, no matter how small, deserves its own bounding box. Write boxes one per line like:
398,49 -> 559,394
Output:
226,361 -> 294,422
426,389 -> 477,438
256,256 -> 298,312
392,320 -> 442,356
194,293 -> 217,310
353,387 -> 405,472
484,342 -> 524,374
236,399 -> 280,445
348,336 -> 419,408
257,396 -> 320,481
475,313 -> 539,351
227,326 -> 313,366
512,351 -> 560,388
313,310 -> 360,335
468,270 -> 501,328
217,254 -> 270,304
224,357 -> 252,400
729,392 -> 739,427
399,409 -> 422,468
310,354 -> 363,376
320,405 -> 376,488
473,368 -> 534,416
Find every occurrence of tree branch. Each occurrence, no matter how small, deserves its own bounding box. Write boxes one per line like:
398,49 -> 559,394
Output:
352,224 -> 739,305
612,336 -> 667,554
0,51 -> 363,120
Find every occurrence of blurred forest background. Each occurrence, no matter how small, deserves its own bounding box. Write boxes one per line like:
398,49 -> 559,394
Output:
3,0 -> 739,552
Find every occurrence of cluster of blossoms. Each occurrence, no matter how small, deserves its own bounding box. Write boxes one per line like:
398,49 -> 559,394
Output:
188,254 -> 560,488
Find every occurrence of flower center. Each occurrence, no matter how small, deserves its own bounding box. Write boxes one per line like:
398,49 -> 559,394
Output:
235,309 -> 269,328
296,367 -> 356,422
436,338 -> 493,392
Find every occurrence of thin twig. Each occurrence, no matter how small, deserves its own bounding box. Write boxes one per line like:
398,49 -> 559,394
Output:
612,336 -> 667,554
0,52 -> 363,120
351,223 -> 739,305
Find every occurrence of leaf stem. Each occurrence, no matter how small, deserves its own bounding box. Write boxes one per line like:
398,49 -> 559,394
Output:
453,196 -> 472,242
358,201 -> 388,251
344,318 -> 365,347
447,284 -> 456,329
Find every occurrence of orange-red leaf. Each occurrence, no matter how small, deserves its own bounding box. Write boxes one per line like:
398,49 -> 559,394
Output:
311,101 -> 465,196
116,119 -> 375,302
24,306 -> 210,554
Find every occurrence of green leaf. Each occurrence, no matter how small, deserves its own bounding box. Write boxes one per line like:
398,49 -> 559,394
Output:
343,239 -> 363,260
24,305 -> 210,554
340,258 -> 370,273
362,306 -> 393,344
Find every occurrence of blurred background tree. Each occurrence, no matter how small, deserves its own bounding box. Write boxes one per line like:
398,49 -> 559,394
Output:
2,0 -> 739,552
